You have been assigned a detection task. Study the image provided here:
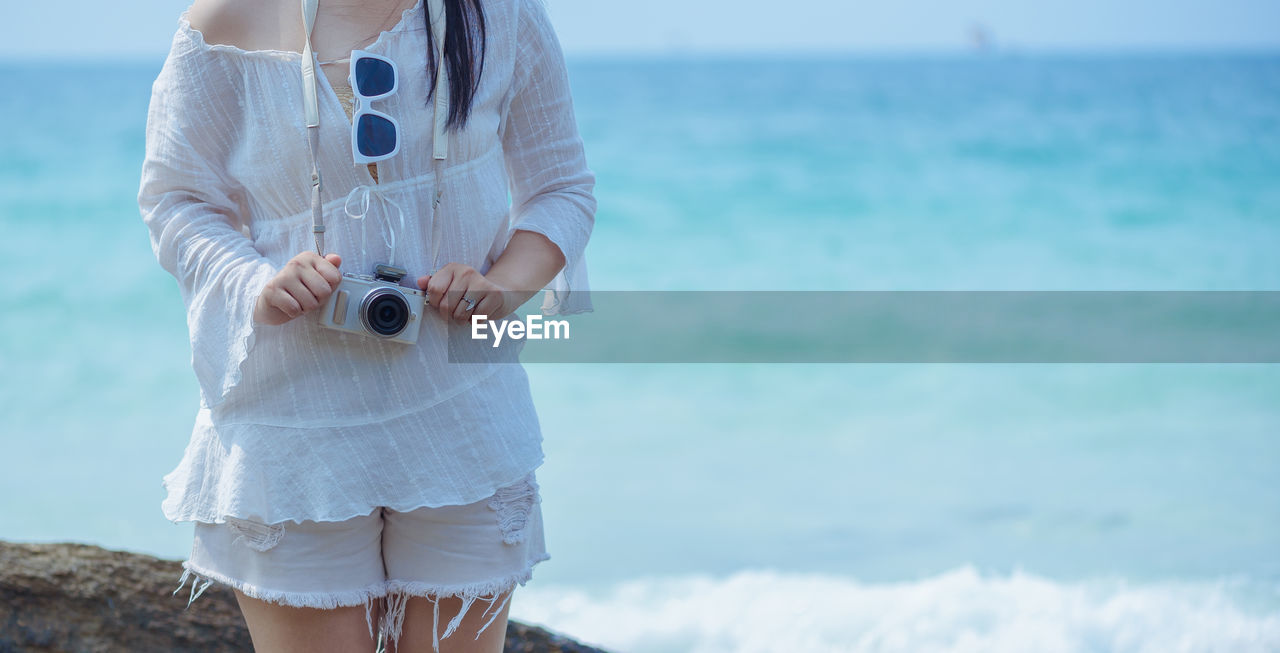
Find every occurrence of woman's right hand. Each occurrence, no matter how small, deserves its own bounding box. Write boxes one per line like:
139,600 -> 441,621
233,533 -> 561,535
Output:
253,252 -> 343,326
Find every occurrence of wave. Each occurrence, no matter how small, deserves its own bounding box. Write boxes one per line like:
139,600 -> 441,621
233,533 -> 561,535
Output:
509,566 -> 1280,653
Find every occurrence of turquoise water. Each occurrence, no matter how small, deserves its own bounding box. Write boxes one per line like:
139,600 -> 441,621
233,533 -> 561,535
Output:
2,54 -> 1279,650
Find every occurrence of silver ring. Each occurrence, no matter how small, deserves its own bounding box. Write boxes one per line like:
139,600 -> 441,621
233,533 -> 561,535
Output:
462,297 -> 476,311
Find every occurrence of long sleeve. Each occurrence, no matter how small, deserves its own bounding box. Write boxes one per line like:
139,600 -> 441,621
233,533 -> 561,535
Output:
138,34 -> 279,410
500,0 -> 596,315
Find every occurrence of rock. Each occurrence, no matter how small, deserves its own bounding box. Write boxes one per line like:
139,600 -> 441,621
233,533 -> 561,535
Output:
0,540 -> 608,653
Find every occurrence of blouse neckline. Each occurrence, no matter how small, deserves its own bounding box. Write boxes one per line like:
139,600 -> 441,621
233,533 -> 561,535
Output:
172,0 -> 424,190
175,0 -> 425,62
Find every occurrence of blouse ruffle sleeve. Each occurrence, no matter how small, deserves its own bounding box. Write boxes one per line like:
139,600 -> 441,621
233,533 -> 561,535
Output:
500,0 -> 597,315
137,31 -> 279,410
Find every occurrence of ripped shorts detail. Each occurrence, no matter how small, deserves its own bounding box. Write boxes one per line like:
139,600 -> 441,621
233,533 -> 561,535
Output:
487,471 -> 541,545
224,515 -> 286,552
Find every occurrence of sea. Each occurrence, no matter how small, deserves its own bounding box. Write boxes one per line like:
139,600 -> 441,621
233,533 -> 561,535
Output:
1,52 -> 1278,652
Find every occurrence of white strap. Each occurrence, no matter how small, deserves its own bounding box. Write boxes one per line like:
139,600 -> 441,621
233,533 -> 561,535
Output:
425,0 -> 449,273
427,0 -> 449,161
300,0 -> 445,258
301,0 -> 321,128
301,0 -> 325,254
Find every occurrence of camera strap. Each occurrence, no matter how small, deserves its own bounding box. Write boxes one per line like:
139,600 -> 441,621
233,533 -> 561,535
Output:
300,0 -> 450,268
426,0 -> 448,273
427,0 -> 449,165
301,0 -> 325,255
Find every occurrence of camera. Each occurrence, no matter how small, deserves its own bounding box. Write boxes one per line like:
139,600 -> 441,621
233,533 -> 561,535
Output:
318,263 -> 427,344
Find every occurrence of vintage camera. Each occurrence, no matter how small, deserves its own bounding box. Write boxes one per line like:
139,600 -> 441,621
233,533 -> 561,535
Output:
318,263 -> 427,344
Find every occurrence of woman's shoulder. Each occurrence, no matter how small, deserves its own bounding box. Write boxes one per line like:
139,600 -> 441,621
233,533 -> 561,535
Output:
482,0 -> 546,35
504,0 -> 563,47
183,0 -> 289,52
506,0 -> 550,26
151,1 -> 268,122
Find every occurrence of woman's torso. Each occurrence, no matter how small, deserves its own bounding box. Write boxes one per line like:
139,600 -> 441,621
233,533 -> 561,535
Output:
177,0 -> 525,425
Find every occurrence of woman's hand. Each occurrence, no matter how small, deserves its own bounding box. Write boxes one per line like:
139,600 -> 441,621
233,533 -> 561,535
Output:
417,264 -> 516,324
418,231 -> 567,325
254,252 -> 343,326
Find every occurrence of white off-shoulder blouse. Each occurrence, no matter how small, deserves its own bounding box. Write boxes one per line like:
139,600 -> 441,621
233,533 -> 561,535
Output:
138,0 -> 595,525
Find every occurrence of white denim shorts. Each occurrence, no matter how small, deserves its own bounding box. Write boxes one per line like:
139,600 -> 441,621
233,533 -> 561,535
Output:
171,471 -> 549,653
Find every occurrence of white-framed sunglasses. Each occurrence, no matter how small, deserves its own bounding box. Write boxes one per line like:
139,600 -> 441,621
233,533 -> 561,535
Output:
348,49 -> 401,164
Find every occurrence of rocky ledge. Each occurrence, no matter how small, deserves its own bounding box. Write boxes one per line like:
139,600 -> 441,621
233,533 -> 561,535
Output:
0,540 -> 607,653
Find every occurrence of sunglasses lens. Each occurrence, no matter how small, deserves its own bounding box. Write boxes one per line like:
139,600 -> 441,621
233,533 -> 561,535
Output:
356,114 -> 397,158
354,57 -> 395,97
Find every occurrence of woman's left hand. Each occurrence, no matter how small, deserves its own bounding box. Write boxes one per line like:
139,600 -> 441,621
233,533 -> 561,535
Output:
417,263 -> 513,324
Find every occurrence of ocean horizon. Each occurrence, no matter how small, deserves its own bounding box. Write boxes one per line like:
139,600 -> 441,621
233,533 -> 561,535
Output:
2,51 -> 1278,651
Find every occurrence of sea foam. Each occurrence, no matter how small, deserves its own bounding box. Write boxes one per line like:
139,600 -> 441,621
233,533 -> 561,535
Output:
510,566 -> 1280,653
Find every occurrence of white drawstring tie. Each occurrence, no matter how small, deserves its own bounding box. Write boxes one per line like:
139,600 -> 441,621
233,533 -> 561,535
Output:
344,183 -> 407,266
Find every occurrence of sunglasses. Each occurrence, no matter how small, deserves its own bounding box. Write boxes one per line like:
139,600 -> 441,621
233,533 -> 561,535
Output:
348,50 -> 401,164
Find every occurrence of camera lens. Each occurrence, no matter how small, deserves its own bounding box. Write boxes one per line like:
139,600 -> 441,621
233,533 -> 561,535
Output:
360,288 -> 410,337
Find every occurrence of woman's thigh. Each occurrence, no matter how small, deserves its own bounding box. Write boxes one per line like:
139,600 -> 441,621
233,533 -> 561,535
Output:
185,510 -> 388,652
391,590 -> 512,653
233,590 -> 383,653
379,470 -> 550,653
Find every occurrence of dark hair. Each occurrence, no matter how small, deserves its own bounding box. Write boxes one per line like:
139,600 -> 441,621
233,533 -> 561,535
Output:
425,0 -> 486,131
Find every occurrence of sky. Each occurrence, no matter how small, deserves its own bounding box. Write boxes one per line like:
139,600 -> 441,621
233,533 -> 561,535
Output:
2,0 -> 1278,60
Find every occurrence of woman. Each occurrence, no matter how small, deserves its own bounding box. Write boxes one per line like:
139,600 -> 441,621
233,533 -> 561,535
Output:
137,0 -> 594,649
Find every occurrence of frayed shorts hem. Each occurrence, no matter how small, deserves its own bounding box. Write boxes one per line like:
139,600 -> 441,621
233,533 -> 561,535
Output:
173,554 -> 551,652
174,560 -> 389,611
